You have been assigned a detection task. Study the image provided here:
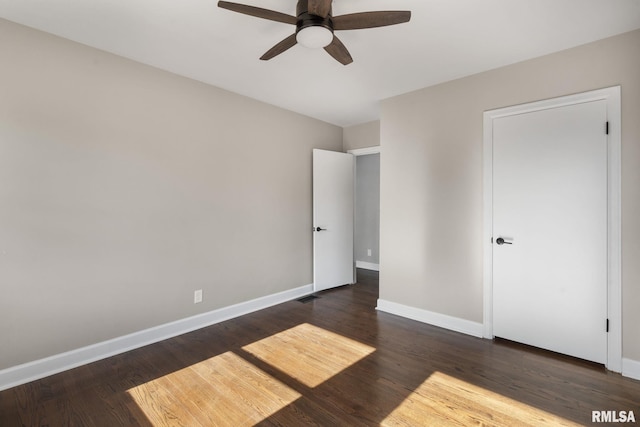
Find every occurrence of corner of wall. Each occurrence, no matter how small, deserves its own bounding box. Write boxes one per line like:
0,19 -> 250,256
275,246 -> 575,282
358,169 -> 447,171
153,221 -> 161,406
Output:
622,358 -> 640,381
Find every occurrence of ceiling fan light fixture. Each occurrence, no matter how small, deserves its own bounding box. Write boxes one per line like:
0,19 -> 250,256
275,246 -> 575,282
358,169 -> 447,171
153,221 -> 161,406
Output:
218,1 -> 412,64
296,25 -> 333,49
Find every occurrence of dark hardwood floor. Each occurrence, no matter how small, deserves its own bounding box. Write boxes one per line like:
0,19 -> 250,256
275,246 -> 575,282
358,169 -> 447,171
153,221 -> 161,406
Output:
1,269 -> 639,426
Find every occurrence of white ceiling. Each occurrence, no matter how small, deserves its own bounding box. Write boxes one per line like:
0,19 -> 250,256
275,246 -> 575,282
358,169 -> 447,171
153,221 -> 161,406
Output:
1,0 -> 639,127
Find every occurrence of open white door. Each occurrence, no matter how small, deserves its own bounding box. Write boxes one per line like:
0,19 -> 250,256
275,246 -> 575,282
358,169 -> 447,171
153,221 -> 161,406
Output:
313,149 -> 354,292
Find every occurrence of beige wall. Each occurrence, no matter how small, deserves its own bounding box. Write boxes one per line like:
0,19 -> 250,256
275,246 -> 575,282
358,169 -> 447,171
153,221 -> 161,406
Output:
380,29 -> 640,362
0,19 -> 342,370
343,120 -> 380,151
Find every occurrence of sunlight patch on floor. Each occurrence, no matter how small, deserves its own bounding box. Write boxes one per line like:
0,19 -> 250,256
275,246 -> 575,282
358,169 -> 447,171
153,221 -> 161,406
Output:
381,371 -> 580,426
126,351 -> 300,426
242,322 -> 376,387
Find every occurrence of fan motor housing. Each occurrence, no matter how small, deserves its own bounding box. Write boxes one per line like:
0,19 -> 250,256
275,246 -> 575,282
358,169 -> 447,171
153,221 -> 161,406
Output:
296,0 -> 332,17
296,14 -> 333,34
296,0 -> 333,34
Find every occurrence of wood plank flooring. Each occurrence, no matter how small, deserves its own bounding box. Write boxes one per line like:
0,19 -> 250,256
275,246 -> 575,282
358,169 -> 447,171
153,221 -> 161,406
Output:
1,269 -> 639,426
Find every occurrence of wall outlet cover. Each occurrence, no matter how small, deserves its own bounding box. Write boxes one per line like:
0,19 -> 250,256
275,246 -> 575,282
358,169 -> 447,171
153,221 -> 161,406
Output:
194,289 -> 203,304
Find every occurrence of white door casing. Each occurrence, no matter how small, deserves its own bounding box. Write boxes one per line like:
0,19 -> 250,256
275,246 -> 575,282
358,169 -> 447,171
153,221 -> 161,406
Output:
313,149 -> 355,292
483,87 -> 621,371
348,146 -> 381,273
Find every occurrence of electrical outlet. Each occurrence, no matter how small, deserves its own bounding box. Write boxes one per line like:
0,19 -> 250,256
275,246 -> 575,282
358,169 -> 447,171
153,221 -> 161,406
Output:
194,289 -> 203,304
367,249 -> 372,257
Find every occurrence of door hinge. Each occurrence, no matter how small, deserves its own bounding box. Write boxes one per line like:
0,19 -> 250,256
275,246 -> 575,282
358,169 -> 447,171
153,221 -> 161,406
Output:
606,121 -> 609,135
606,318 -> 610,333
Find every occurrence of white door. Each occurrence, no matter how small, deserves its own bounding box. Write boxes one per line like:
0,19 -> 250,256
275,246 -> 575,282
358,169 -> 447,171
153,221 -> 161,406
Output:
492,100 -> 608,364
313,149 -> 354,292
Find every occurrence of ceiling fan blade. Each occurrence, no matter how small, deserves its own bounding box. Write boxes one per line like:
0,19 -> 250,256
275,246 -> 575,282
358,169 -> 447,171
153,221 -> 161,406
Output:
324,35 -> 353,65
333,11 -> 411,31
260,34 -> 298,60
308,0 -> 332,18
218,1 -> 297,25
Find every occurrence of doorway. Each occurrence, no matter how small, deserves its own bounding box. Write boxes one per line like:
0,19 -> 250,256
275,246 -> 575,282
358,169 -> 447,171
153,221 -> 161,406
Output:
349,147 -> 381,283
482,87 -> 621,371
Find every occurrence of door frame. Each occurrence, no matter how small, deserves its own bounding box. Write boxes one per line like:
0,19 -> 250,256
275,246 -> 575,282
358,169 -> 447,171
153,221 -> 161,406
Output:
348,146 -> 382,274
348,146 -> 381,156
482,87 -> 621,372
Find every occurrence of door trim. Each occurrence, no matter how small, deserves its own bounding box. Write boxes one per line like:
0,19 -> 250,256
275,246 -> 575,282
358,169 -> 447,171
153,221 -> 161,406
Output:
347,146 -> 381,156
482,87 -> 621,372
348,146 -> 381,279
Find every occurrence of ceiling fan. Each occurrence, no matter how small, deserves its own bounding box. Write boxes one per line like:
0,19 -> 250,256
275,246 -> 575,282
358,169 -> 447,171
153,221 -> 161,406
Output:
218,0 -> 411,65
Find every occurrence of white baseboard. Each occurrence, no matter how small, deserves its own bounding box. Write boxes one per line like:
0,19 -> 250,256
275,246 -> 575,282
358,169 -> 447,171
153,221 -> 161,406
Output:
622,358 -> 640,381
376,299 -> 640,381
356,261 -> 380,271
376,299 -> 484,338
0,284 -> 313,392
